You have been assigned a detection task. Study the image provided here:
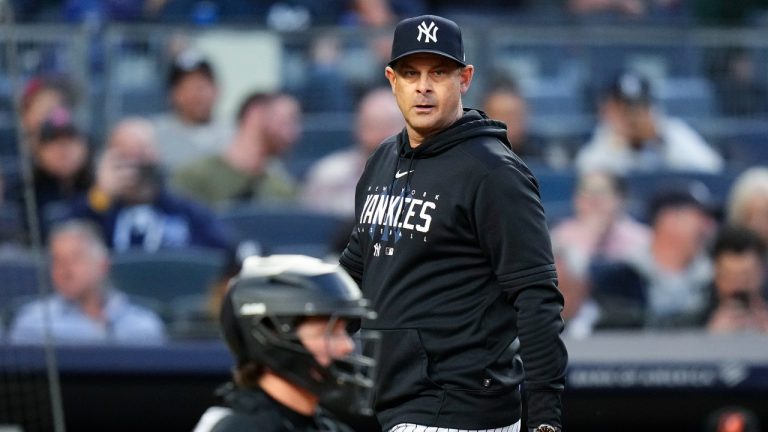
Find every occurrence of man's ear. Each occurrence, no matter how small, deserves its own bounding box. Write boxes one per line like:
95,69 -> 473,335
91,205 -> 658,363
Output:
385,66 -> 397,92
459,65 -> 475,95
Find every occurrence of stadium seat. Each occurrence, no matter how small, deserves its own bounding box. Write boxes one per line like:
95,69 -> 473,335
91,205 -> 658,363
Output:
287,112 -> 354,180
656,77 -> 716,119
109,248 -> 227,304
0,253 -> 49,329
720,132 -> 768,169
217,205 -> 347,258
167,294 -> 219,340
589,259 -> 647,330
522,77 -> 587,118
532,168 -> 577,203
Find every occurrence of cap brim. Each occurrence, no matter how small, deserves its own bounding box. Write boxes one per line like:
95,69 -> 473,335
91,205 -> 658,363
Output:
40,127 -> 80,143
388,50 -> 467,67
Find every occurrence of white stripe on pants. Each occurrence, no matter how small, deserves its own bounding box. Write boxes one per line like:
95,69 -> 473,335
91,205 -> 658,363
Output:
388,420 -> 521,432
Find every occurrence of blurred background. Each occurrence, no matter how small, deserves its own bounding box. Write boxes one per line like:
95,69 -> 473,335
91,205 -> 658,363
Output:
1,0 -> 768,431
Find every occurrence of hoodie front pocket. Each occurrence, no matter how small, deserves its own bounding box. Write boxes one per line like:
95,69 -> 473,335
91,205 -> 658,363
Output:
374,328 -> 439,408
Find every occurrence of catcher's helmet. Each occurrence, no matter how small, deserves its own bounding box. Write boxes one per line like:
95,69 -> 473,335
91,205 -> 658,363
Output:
220,254 -> 379,416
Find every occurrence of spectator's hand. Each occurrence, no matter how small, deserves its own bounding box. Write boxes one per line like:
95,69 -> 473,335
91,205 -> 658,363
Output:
707,303 -> 751,333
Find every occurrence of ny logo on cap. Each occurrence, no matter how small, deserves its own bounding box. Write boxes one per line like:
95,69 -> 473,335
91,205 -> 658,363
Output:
417,21 -> 438,43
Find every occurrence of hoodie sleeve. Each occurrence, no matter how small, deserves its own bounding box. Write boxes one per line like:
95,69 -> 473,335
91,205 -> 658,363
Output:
473,162 -> 567,429
339,225 -> 364,286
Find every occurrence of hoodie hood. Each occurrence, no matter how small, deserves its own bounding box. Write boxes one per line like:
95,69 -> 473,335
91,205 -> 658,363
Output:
398,109 -> 510,159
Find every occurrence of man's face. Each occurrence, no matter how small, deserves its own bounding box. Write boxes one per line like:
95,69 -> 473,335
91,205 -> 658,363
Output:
574,171 -> 621,222
51,232 -> 108,301
356,92 -> 403,155
263,96 -> 302,156
656,205 -> 714,256
171,71 -> 217,124
715,251 -> 765,299
297,317 -> 354,367
385,53 -> 473,145
483,91 -> 528,149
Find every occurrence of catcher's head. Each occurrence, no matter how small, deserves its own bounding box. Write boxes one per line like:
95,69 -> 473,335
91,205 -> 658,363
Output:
220,254 -> 379,416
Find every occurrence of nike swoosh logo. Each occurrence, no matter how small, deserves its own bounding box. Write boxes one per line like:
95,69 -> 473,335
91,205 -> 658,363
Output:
395,170 -> 414,179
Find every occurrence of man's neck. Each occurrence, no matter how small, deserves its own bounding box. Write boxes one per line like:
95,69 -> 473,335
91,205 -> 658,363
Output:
76,288 -> 105,322
176,112 -> 210,126
258,372 -> 318,416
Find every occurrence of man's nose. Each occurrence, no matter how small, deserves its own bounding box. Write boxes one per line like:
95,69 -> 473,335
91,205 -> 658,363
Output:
331,333 -> 356,359
416,73 -> 433,93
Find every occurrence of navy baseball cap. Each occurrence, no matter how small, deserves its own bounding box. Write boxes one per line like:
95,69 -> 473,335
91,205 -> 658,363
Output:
388,15 -> 466,67
39,107 -> 81,143
608,71 -> 653,105
168,49 -> 214,89
647,180 -> 717,222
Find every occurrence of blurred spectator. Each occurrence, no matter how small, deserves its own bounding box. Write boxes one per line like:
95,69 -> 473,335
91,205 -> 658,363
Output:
298,33 -> 354,113
7,219 -> 167,345
11,107 -> 94,241
575,71 -> 723,175
152,49 -> 232,173
566,0 -> 686,22
345,0 -> 396,26
706,225 -> 768,333
712,48 -> 768,117
592,181 -> 716,329
301,87 -> 402,218
481,82 -> 550,163
551,170 -> 651,337
18,76 -> 74,151
727,167 -> 768,246
568,0 -> 649,18
430,0 -> 533,14
172,92 -> 300,207
66,117 -> 232,252
704,406 -> 763,432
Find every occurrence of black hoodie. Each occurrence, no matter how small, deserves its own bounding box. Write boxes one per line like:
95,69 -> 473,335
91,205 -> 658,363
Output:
340,110 -> 567,431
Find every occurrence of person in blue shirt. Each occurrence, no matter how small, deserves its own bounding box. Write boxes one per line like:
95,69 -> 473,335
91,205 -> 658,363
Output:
64,118 -> 233,253
8,219 -> 167,345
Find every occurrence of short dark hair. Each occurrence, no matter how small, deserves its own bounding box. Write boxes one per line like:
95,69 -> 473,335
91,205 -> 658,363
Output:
648,180 -> 714,224
576,170 -> 628,198
485,72 -> 520,95
235,92 -> 274,125
168,50 -> 215,89
711,225 -> 767,261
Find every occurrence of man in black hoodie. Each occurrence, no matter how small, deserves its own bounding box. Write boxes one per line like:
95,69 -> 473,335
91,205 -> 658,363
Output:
340,15 -> 567,432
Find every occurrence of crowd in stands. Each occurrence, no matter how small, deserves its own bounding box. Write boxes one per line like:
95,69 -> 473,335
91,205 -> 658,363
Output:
10,0 -> 768,27
1,3 -> 768,346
